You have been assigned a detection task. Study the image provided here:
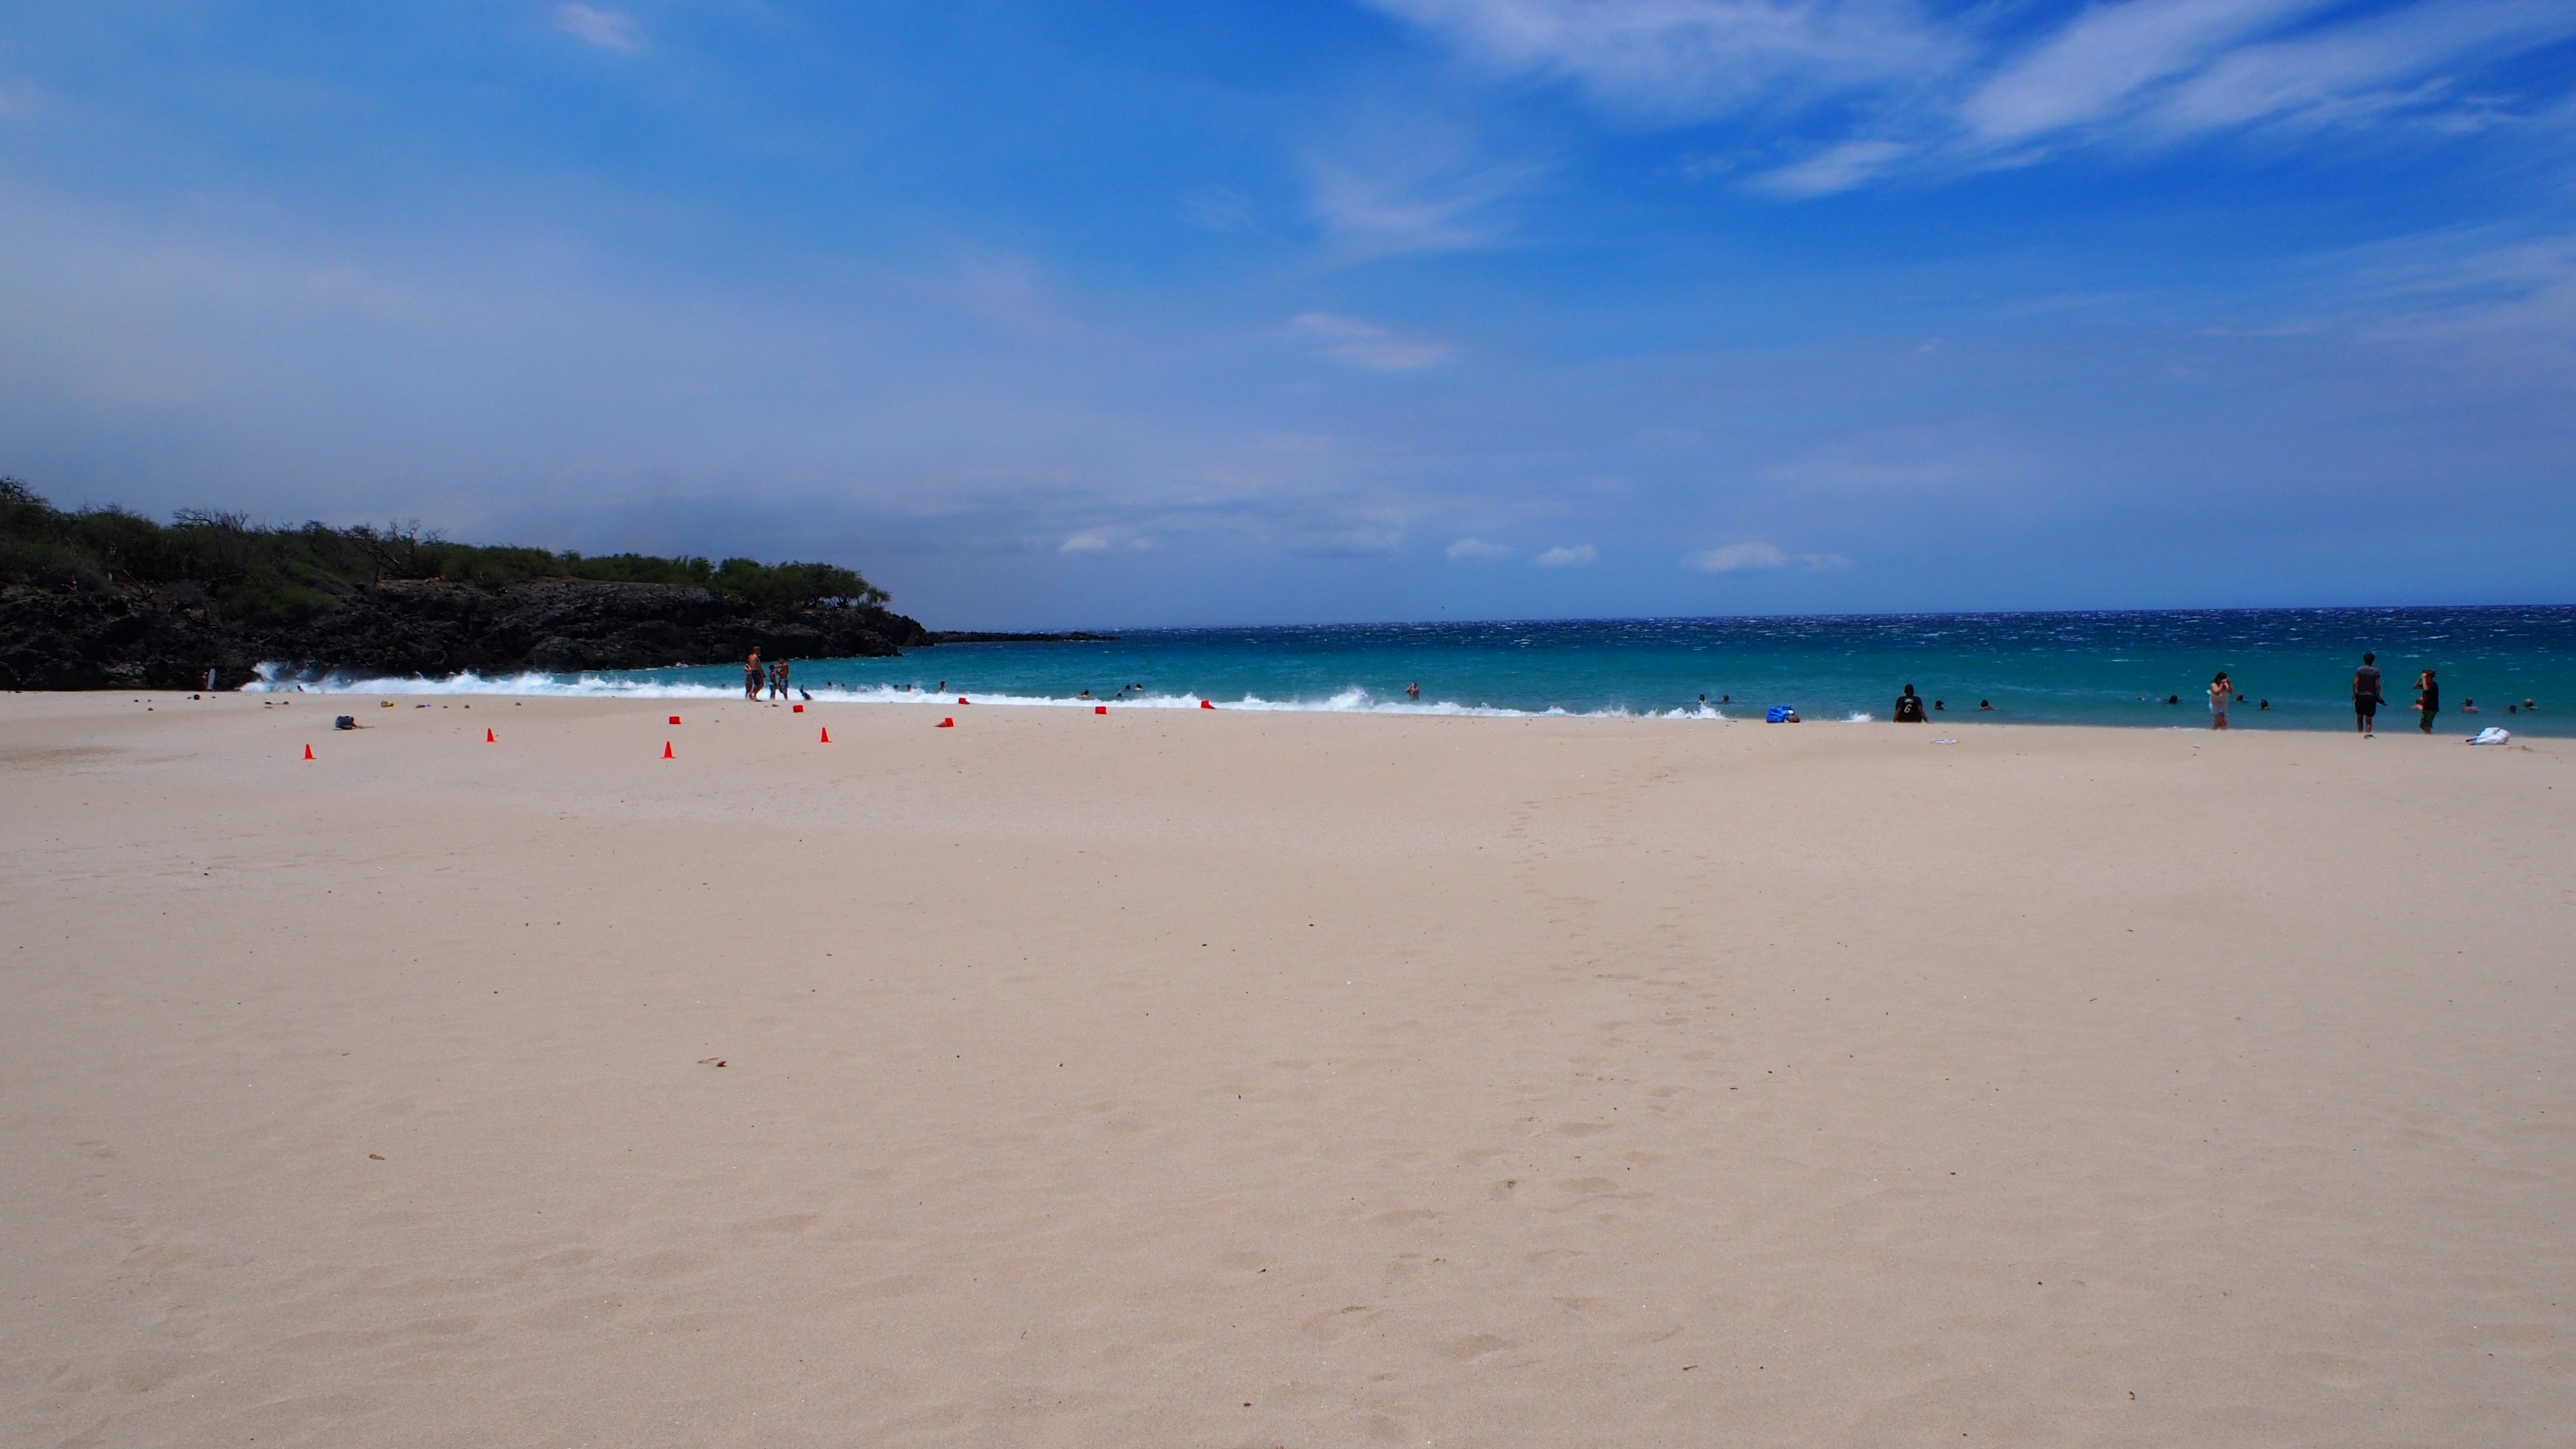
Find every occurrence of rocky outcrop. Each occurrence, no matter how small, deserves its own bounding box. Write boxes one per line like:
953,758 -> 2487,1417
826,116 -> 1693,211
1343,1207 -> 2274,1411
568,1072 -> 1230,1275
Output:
0,578 -> 929,690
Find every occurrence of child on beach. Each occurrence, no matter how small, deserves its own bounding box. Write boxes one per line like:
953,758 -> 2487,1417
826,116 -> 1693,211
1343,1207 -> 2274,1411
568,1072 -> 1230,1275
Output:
2208,672 -> 2233,729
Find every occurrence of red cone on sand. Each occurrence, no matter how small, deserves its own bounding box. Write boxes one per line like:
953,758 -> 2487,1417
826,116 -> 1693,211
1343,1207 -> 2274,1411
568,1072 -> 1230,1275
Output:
485,727 -> 496,743
819,727 -> 830,743
936,716 -> 955,729
662,741 -> 675,759
303,743 -> 314,761
1095,705 -> 1108,714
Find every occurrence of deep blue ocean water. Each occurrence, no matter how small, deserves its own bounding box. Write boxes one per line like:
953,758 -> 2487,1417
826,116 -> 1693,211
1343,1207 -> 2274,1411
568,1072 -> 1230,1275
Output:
255,606 -> 2575,736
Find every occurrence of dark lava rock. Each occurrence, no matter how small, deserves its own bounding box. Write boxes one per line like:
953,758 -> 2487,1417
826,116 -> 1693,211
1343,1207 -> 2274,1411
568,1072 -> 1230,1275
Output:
0,578 -> 928,690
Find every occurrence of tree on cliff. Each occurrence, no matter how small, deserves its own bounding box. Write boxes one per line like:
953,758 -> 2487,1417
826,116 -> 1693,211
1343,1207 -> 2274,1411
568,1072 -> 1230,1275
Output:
0,479 -> 890,620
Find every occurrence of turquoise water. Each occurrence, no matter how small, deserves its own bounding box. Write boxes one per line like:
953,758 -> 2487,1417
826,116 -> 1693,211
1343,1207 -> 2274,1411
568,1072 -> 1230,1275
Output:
255,606 -> 2575,735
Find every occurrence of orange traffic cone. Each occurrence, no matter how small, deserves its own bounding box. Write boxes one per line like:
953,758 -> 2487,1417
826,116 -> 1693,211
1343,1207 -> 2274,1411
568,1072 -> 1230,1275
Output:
936,716 -> 955,729
303,743 -> 315,761
485,727 -> 496,743
662,741 -> 675,759
819,727 -> 830,743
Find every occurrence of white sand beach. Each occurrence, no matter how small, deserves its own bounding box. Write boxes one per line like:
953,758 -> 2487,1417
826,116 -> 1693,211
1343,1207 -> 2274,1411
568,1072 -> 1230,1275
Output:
3,692 -> 2571,1446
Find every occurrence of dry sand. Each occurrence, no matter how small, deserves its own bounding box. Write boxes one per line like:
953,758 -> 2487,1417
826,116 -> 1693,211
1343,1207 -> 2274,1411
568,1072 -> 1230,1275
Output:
3,690 -> 2571,1447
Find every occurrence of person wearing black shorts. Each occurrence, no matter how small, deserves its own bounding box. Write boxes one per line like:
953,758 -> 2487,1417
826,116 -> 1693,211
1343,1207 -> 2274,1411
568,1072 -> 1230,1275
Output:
2416,668 -> 2438,735
2353,651 -> 2383,736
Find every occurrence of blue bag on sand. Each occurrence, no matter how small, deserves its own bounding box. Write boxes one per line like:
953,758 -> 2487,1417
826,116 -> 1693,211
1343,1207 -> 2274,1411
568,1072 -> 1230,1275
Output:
1765,705 -> 1798,723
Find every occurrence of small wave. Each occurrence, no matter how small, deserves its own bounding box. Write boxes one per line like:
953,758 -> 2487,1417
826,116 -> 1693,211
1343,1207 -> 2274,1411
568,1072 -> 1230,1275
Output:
246,665 -> 1737,720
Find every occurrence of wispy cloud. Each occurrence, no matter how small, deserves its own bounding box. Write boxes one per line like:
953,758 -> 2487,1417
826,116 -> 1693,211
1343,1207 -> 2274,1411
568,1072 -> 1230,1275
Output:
1535,543 -> 1597,566
1286,313 -> 1454,371
1686,541 -> 1848,572
1302,107 -> 1547,260
555,3 -> 644,54
1750,138 -> 1912,197
1058,533 -> 1110,554
1374,0 -> 2576,195
1364,0 -> 1960,121
1446,537 -> 1513,560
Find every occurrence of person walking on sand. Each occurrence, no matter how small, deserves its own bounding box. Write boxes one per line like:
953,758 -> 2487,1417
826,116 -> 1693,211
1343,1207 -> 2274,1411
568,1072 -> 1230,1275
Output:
745,647 -> 763,700
2415,668 -> 2438,735
2353,651 -> 2383,736
2208,672 -> 2234,730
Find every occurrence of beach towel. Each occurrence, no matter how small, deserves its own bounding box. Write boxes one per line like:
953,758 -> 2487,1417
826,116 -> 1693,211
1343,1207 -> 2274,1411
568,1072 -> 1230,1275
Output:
2467,727 -> 2512,745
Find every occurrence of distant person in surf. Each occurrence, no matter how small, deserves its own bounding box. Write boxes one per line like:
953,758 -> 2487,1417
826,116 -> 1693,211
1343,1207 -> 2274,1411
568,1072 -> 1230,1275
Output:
1891,685 -> 1927,722
2463,698 -> 2479,714
2208,672 -> 2234,730
745,648 -> 763,700
2353,652 -> 2383,735
1406,682 -> 1419,700
2414,669 -> 2438,734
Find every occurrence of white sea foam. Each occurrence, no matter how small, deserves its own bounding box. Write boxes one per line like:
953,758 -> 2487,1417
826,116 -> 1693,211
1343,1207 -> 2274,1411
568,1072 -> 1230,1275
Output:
245,665 -> 1738,720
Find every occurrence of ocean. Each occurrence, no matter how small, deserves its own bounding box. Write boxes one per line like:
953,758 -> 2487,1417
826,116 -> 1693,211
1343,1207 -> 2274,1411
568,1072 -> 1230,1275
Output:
250,605 -> 2575,736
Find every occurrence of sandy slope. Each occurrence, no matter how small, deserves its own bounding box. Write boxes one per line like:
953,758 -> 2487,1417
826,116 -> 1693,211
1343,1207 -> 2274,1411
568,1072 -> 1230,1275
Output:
2,692 -> 2570,1447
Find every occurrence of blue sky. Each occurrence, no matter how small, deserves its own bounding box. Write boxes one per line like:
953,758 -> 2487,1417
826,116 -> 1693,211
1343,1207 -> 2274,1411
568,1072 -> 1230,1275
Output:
1,1 -> 2569,627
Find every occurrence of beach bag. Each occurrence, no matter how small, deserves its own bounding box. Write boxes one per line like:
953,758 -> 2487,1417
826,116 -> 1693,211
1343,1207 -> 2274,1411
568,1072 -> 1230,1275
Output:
333,714 -> 358,731
2467,727 -> 2511,745
1765,705 -> 1798,723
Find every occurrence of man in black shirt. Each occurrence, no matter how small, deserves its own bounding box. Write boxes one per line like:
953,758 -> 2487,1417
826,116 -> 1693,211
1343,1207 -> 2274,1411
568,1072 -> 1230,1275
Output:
2353,651 -> 2382,736
1892,684 -> 1927,722
2416,668 -> 2439,734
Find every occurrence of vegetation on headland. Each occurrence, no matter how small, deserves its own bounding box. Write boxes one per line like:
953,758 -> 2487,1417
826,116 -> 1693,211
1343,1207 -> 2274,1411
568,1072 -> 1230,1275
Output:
0,478 -> 890,621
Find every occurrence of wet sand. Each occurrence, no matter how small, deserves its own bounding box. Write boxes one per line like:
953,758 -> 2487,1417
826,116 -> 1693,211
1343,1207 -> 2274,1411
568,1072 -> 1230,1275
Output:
3,691 -> 2571,1446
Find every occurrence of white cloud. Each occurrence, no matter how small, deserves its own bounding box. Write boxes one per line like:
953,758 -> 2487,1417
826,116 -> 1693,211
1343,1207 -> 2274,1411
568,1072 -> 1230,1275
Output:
556,3 -> 644,53
1750,139 -> 1913,197
1373,0 -> 2576,195
1688,541 -> 1788,572
1363,0 -> 1960,121
1058,533 -> 1110,553
1535,543 -> 1597,566
1446,537 -> 1513,560
1961,0 -> 2326,146
1302,113 -> 1547,260
1686,541 -> 1853,572
1287,313 -> 1454,371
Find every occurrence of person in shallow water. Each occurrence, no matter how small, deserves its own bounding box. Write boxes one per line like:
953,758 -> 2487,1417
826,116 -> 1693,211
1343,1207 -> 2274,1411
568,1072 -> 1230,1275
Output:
1978,700 -> 1993,711
1892,685 -> 1927,722
2208,672 -> 2234,730
1406,682 -> 1419,700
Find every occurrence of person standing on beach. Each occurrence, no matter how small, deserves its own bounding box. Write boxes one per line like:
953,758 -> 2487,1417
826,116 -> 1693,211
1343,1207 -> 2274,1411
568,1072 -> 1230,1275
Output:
2353,652 -> 2383,736
745,647 -> 763,700
2415,669 -> 2438,734
2208,672 -> 2234,730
